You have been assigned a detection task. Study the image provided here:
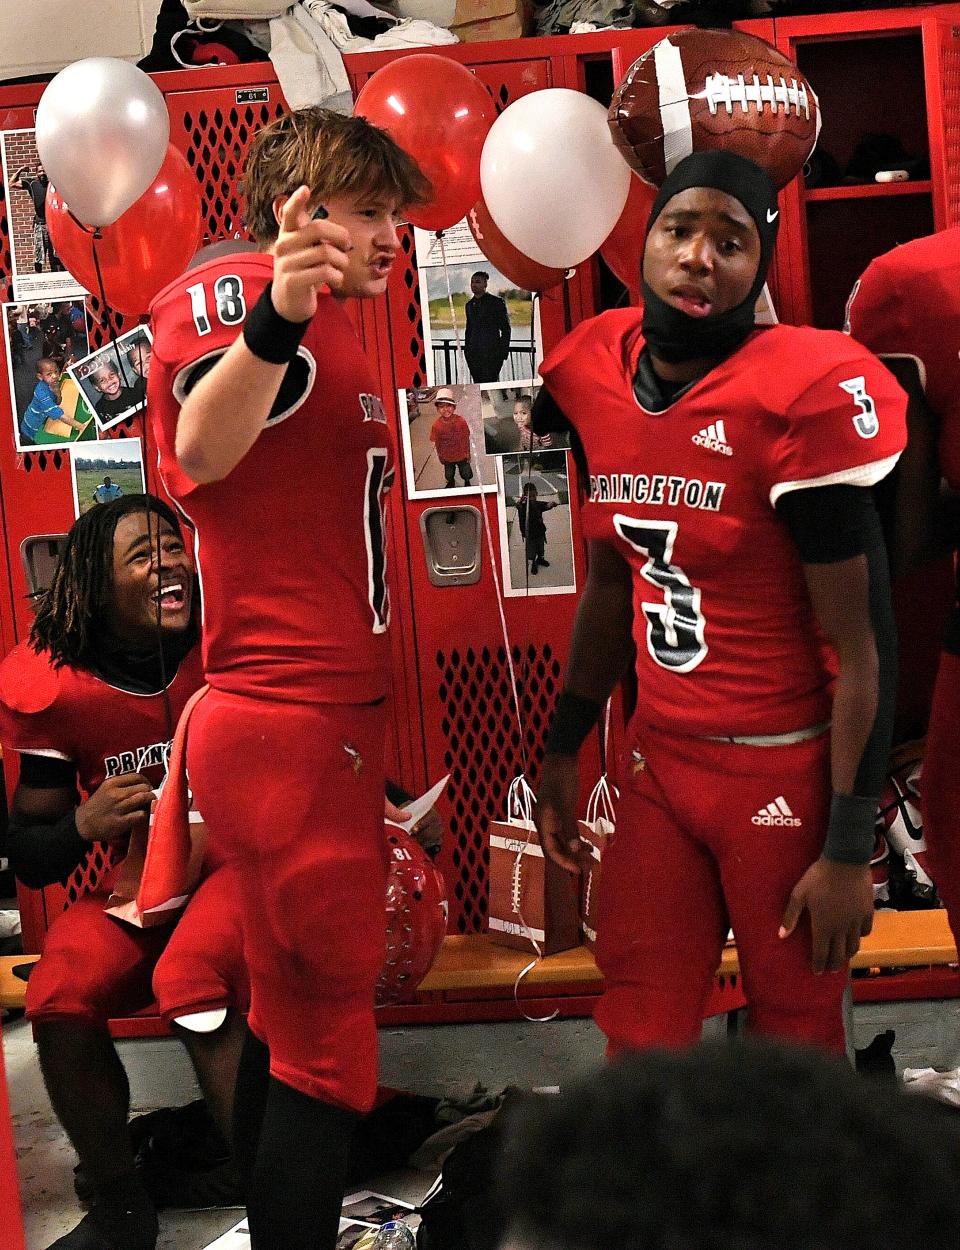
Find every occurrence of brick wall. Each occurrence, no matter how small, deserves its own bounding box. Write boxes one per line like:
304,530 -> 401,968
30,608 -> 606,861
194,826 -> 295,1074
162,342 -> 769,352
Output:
3,131 -> 41,279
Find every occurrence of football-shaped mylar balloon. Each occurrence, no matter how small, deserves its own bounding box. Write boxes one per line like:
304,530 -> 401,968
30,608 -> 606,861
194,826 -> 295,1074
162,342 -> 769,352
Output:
376,825 -> 448,1005
609,28 -> 820,190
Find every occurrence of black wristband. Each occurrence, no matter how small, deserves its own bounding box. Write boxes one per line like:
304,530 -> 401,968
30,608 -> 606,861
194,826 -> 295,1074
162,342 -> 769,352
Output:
822,792 -> 877,865
545,690 -> 604,757
242,282 -> 311,365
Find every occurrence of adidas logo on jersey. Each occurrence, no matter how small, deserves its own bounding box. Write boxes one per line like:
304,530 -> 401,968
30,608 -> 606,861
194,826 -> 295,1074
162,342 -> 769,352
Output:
692,421 -> 733,456
751,796 -> 802,827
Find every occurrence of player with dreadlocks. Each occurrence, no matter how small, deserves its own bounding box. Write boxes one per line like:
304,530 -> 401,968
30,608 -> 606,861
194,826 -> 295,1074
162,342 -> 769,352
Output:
0,495 -> 248,1250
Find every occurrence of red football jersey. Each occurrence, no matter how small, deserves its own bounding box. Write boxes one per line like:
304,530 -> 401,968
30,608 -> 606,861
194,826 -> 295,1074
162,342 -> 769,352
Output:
844,227 -> 960,488
0,644 -> 204,795
541,311 -> 907,737
148,253 -> 395,704
430,413 -> 471,464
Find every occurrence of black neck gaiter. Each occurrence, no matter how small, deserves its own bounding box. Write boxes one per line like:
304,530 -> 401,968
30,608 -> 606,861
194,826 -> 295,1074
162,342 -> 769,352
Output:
641,151 -> 779,364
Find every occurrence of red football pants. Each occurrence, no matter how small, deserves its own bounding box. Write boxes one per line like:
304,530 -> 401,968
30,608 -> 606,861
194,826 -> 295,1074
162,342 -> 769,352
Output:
921,650 -> 960,950
185,689 -> 387,1112
27,863 -> 247,1026
593,725 -> 847,1056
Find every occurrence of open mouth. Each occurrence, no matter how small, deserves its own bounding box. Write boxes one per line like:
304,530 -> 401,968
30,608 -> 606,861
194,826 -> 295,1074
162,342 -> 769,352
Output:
371,255 -> 395,278
151,581 -> 187,613
671,286 -> 713,318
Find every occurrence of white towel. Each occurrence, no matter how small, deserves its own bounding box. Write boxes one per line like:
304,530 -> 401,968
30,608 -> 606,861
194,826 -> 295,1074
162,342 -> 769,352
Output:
267,8 -> 352,112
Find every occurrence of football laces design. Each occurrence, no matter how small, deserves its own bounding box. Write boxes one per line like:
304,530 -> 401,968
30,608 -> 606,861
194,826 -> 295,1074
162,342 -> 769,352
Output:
702,74 -> 812,119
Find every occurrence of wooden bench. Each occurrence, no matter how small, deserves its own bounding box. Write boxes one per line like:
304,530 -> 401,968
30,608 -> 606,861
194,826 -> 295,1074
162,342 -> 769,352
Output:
3,909 -> 957,1020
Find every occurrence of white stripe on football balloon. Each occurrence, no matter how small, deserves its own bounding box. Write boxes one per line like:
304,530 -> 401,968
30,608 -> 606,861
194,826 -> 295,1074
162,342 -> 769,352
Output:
655,39 -> 694,175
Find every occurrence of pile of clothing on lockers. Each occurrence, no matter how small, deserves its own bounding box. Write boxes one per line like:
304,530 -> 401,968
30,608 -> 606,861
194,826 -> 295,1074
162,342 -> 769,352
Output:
141,0 -> 458,110
538,0 -> 939,38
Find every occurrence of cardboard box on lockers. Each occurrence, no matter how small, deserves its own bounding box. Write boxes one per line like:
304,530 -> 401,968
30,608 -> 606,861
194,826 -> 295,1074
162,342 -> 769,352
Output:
450,0 -> 532,43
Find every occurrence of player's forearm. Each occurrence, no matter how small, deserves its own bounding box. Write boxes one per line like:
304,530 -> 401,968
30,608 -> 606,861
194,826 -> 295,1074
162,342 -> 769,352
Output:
176,334 -> 287,484
561,555 -> 634,713
7,808 -> 88,888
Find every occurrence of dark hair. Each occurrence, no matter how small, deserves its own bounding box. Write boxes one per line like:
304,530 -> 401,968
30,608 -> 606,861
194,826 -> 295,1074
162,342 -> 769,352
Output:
498,1039 -> 960,1250
244,107 -> 432,245
30,495 -> 182,670
522,482 -> 538,495
472,270 -> 489,281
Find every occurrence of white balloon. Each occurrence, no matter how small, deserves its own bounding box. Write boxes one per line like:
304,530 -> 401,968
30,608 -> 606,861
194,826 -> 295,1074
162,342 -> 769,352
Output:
480,89 -> 631,270
36,58 -> 170,228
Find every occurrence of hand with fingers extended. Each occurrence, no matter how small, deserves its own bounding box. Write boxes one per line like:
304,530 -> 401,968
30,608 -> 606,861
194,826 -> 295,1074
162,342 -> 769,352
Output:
536,754 -> 591,875
779,856 -> 874,975
271,185 -> 353,323
75,772 -> 155,845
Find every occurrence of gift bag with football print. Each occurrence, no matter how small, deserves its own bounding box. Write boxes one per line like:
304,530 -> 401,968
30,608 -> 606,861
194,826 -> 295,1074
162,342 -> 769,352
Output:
487,776 -> 580,956
106,686 -> 209,927
578,774 -> 617,952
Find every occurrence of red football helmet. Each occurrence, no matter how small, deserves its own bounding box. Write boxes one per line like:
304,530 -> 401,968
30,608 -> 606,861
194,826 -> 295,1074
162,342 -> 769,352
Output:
376,825 -> 448,1006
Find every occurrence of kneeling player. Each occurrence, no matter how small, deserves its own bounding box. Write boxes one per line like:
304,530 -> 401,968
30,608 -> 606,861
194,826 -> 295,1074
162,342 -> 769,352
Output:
0,497 -> 247,1250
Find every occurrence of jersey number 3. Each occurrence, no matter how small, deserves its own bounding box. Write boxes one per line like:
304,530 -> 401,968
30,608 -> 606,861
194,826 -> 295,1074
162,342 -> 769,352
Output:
613,517 -> 707,672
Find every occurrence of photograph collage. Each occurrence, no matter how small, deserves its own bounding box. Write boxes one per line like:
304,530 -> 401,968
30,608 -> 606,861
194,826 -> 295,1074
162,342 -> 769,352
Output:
1,127 -> 151,518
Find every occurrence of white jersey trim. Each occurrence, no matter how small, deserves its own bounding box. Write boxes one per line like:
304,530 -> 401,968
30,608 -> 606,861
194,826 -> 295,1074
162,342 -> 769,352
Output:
769,452 -> 902,507
17,747 -> 72,761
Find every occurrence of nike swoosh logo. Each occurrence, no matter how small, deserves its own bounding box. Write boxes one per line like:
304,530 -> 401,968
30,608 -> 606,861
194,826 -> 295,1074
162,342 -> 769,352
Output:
767,209 -> 779,223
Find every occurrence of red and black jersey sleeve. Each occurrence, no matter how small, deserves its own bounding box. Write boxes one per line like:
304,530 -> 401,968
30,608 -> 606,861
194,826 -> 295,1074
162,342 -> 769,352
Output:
763,343 -> 907,508
148,253 -> 275,499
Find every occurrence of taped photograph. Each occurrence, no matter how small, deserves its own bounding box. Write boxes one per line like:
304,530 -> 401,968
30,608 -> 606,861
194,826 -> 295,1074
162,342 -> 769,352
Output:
398,383 -> 498,500
414,220 -> 542,387
496,451 -> 576,598
0,129 -> 86,303
480,381 -> 571,457
4,298 -> 95,451
66,326 -> 151,431
70,437 -> 145,518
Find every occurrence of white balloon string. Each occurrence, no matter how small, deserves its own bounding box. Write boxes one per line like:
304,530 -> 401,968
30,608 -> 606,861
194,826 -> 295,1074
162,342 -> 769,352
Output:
85,226 -> 174,745
437,230 -> 527,774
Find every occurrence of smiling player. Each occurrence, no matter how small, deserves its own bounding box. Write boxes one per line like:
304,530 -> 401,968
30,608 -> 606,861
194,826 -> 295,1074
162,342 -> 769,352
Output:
0,497 -> 247,1250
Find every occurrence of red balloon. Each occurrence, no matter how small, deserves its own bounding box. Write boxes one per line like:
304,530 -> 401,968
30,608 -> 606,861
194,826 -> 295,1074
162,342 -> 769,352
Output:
466,196 -> 565,294
47,145 -> 204,316
355,54 -> 494,232
599,173 -> 656,305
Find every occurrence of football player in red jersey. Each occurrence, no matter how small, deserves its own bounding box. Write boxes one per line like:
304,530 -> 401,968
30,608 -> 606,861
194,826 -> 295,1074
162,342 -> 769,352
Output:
534,151 -> 906,1056
0,497 -> 247,1250
147,108 -> 430,1250
845,227 -> 960,950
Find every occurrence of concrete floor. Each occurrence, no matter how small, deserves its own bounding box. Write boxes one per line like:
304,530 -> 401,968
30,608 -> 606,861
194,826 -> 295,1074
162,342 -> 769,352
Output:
5,1002 -> 960,1250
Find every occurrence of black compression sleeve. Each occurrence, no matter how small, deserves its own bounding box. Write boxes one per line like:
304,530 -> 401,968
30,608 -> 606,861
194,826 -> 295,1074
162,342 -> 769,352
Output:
8,807 -> 87,888
775,484 -> 880,564
18,753 -> 77,788
778,484 -> 897,863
